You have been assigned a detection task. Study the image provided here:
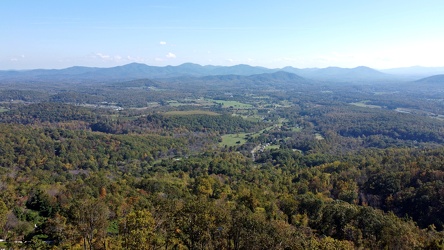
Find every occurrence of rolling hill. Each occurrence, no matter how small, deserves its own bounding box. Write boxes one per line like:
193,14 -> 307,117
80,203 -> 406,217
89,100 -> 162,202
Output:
0,63 -> 401,83
415,74 -> 444,84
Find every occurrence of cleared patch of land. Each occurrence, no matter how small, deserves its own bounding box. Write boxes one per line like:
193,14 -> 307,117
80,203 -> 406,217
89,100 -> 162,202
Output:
167,101 -> 186,107
220,133 -> 248,147
265,144 -> 280,150
164,110 -> 220,116
291,127 -> 302,132
211,100 -> 253,109
350,101 -> 382,109
315,133 -> 324,140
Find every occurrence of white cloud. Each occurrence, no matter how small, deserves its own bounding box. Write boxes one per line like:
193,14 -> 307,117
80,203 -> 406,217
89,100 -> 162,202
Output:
127,55 -> 147,62
94,53 -> 112,60
166,52 -> 176,58
9,55 -> 25,62
92,53 -> 131,63
159,41 -> 167,45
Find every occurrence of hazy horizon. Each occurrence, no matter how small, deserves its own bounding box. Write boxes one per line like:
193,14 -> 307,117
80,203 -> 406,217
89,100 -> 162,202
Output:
3,61 -> 444,72
2,1 -> 444,70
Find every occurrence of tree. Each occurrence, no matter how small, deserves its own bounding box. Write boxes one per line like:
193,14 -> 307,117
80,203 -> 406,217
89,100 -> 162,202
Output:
174,198 -> 218,250
119,210 -> 156,250
0,200 -> 8,238
72,199 -> 109,250
42,213 -> 68,246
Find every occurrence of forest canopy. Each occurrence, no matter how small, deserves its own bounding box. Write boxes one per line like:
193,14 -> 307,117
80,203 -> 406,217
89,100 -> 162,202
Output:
1,73 -> 444,249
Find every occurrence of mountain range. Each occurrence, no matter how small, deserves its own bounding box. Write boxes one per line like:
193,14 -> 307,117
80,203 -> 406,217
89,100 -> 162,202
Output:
380,66 -> 444,78
415,74 -> 444,84
0,63 -> 443,83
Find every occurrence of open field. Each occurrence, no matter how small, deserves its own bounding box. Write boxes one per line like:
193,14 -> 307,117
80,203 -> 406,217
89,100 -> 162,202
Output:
211,100 -> 253,109
265,144 -> 280,150
350,101 -> 382,109
291,127 -> 302,132
315,133 -> 324,140
164,110 -> 220,116
166,99 -> 217,107
167,101 -> 186,107
220,133 -> 249,147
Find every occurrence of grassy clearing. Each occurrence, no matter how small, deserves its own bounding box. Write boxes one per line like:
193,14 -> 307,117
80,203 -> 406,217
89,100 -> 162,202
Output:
167,101 -> 185,107
315,133 -> 324,140
374,91 -> 399,95
147,86 -> 167,91
243,116 -> 262,122
350,101 -> 382,109
166,99 -> 218,107
164,110 -> 220,116
195,99 -> 217,106
291,127 -> 302,132
265,145 -> 280,150
0,107 -> 8,113
211,100 -> 253,109
279,100 -> 293,107
220,133 -> 248,147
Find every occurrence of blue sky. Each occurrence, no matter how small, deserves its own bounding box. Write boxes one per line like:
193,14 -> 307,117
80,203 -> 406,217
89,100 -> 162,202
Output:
2,0 -> 444,69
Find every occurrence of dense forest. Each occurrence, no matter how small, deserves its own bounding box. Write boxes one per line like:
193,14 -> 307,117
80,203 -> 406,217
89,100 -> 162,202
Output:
1,72 -> 444,249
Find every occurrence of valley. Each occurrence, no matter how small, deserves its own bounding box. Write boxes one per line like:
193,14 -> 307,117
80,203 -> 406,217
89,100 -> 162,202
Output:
0,63 -> 444,249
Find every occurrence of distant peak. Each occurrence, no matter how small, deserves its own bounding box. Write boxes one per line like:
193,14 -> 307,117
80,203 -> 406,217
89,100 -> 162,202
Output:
416,74 -> 444,83
179,62 -> 202,66
124,62 -> 147,66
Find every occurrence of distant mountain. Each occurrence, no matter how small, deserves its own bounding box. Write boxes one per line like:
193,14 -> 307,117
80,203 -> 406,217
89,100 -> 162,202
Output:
415,74 -> 444,84
283,66 -> 396,82
209,64 -> 274,75
200,71 -> 306,82
381,66 -> 444,79
280,66 -> 316,76
108,78 -> 160,88
172,71 -> 309,89
0,63 -> 401,83
248,71 -> 306,82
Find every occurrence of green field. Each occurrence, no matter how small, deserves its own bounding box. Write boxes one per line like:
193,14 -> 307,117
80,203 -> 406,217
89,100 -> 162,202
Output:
166,99 -> 218,107
220,133 -> 248,147
350,101 -> 382,109
166,101 -> 186,107
164,110 -> 220,116
0,107 -> 8,113
265,144 -> 280,150
291,127 -> 302,132
211,100 -> 253,109
243,115 -> 262,122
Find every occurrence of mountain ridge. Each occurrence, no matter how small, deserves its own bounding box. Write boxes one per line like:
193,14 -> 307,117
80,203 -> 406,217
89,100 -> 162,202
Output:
0,62 -> 411,83
415,74 -> 444,84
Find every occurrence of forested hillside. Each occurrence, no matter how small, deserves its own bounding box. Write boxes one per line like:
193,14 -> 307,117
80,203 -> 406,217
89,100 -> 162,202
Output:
1,73 -> 444,249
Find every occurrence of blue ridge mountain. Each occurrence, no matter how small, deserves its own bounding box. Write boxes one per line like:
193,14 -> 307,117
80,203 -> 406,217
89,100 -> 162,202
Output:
381,66 -> 444,78
0,63 -> 411,83
415,74 -> 444,84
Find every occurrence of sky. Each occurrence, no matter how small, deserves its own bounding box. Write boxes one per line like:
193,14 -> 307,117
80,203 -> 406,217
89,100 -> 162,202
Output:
1,0 -> 444,70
